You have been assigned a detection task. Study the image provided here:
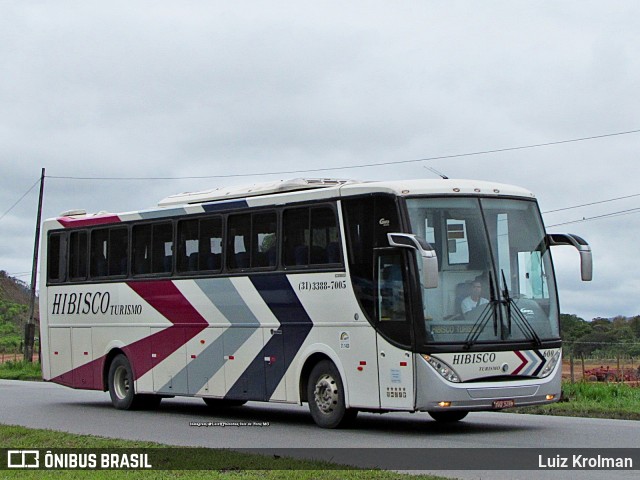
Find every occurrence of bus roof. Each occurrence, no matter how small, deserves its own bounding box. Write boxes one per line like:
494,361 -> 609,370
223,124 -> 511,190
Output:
157,178 -> 355,206
339,178 -> 535,199
157,178 -> 534,207
48,178 -> 535,228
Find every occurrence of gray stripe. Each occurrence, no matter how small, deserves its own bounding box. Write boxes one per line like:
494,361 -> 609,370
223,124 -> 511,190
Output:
138,207 -> 188,220
195,278 -> 261,326
158,278 -> 262,395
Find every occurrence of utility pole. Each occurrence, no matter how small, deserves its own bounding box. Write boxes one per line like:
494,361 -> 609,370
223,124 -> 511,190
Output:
24,168 -> 45,363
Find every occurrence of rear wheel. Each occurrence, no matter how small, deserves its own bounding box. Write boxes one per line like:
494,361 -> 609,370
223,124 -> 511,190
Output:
307,360 -> 357,428
108,354 -> 160,410
428,410 -> 468,423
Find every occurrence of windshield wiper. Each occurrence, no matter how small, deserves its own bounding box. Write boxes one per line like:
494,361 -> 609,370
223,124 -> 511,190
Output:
464,272 -> 499,349
501,270 -> 542,347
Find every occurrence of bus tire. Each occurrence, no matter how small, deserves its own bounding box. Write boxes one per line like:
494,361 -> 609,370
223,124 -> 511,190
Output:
108,354 -> 141,410
307,360 -> 357,428
428,410 -> 468,423
203,398 -> 247,408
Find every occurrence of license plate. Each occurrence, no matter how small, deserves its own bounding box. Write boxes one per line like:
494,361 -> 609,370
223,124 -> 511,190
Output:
493,399 -> 515,409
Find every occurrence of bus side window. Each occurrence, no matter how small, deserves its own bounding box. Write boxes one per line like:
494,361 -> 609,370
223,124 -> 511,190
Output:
199,217 -> 222,271
48,232 -> 67,283
132,225 -> 151,275
343,195 -> 399,323
177,219 -> 199,273
132,222 -> 173,275
68,231 -> 88,281
152,223 -> 173,274
283,206 -> 340,268
311,207 -> 340,265
374,249 -> 412,346
90,229 -> 109,278
109,227 -> 128,276
252,212 -> 277,268
377,252 -> 407,322
283,208 -> 310,266
227,214 -> 250,270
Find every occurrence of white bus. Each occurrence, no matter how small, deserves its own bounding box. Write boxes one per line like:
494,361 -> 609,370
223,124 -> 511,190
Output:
39,178 -> 591,428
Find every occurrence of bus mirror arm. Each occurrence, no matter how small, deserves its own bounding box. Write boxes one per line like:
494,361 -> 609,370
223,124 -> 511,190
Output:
387,233 -> 439,289
547,233 -> 593,281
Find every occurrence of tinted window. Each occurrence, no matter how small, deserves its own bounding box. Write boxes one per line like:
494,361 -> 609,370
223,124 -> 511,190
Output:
253,212 -> 277,268
47,233 -> 65,282
109,228 -> 128,276
177,216 -> 222,273
283,206 -> 340,267
90,227 -> 128,278
227,212 -> 277,270
132,222 -> 173,275
342,195 -> 400,322
69,231 -> 88,280
227,214 -> 251,270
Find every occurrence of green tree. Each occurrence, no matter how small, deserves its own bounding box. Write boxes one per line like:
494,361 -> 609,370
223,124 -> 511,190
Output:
560,313 -> 592,341
572,330 -> 618,357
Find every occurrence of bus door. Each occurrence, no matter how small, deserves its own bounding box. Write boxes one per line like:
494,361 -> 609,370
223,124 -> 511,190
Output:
374,249 -> 415,410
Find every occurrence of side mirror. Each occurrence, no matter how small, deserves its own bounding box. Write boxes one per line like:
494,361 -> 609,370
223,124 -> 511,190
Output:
387,233 -> 439,289
547,233 -> 592,281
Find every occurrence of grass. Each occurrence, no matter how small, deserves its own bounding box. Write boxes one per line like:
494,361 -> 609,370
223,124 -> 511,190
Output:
0,424 -> 450,480
0,361 -> 42,381
507,381 -> 640,420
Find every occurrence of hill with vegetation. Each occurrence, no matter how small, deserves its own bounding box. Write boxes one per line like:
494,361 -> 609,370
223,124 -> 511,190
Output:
0,271 -> 37,353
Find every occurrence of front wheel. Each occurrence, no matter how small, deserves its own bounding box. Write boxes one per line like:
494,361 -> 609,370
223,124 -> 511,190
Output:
307,360 -> 357,428
428,410 -> 468,423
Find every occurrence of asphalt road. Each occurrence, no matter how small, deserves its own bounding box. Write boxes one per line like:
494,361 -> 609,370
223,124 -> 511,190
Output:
1,380 -> 638,479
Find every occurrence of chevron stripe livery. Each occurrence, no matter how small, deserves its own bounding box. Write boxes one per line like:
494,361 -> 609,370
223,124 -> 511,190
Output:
40,177 -> 568,426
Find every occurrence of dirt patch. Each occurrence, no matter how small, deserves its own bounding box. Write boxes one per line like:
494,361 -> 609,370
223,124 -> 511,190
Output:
0,353 -> 39,363
563,359 -> 640,382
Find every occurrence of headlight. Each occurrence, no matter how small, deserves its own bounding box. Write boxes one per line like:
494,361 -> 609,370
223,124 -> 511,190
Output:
423,355 -> 461,383
540,350 -> 561,378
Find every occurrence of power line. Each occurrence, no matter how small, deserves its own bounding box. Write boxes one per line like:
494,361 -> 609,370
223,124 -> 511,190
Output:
47,127 -> 640,181
0,177 -> 41,222
543,192 -> 640,214
546,206 -> 640,227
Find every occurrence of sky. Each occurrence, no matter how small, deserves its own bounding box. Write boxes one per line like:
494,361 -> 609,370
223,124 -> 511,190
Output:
1,1 -> 639,322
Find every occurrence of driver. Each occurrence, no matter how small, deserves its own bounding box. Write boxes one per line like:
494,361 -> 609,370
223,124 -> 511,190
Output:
461,281 -> 489,313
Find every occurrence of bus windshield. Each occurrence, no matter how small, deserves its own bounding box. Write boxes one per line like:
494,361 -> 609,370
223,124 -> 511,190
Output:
407,197 -> 559,347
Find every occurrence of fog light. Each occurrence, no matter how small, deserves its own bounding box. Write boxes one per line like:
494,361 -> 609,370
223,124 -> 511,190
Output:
438,401 -> 452,408
546,394 -> 556,401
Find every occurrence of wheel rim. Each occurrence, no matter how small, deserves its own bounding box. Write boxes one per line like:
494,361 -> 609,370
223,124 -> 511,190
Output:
314,373 -> 338,414
113,365 -> 130,400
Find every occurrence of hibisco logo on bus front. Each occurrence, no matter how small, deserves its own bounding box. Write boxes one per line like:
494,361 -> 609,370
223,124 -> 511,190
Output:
50,292 -> 143,317
435,349 -> 560,381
